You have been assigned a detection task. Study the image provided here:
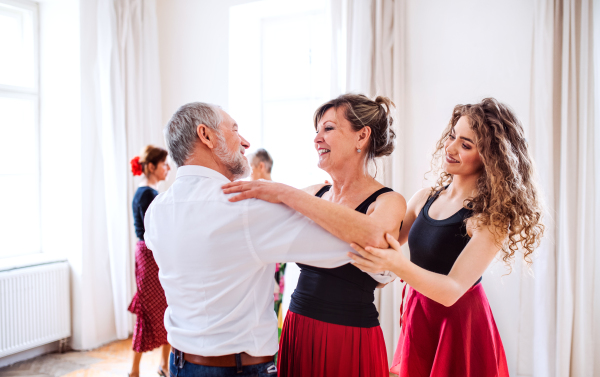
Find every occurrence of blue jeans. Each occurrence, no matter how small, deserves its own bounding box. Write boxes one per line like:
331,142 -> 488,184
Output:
169,353 -> 277,377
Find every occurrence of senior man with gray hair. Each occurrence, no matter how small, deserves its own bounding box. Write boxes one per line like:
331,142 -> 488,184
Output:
144,102 -> 393,377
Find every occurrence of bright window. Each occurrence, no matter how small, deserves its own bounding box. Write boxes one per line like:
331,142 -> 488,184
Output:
0,0 -> 40,259
229,0 -> 331,188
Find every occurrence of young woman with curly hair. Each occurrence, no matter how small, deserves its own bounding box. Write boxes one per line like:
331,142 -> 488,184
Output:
349,97 -> 544,377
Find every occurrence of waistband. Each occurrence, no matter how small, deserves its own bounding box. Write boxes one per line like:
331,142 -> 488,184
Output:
171,347 -> 274,369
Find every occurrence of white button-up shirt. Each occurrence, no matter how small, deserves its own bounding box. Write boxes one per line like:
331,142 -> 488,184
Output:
145,165 -> 391,357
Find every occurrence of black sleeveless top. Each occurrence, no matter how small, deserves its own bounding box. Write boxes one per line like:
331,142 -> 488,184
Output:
408,189 -> 482,285
290,185 -> 394,328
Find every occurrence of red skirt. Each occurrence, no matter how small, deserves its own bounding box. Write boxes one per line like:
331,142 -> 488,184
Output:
278,311 -> 388,377
391,283 -> 509,377
127,240 -> 169,353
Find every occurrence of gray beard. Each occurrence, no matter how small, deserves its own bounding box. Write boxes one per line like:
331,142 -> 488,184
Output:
214,136 -> 250,180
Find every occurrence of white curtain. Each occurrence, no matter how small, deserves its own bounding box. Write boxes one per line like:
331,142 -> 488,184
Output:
330,0 -> 407,364
94,0 -> 163,342
372,0 -> 407,366
529,0 -> 600,375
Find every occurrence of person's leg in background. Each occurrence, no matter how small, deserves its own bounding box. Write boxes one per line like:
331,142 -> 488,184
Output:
159,344 -> 171,375
130,351 -> 143,377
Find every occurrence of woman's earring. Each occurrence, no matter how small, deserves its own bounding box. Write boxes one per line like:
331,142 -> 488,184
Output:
357,148 -> 361,153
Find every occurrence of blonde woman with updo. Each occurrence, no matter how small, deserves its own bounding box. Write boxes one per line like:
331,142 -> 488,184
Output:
223,94 -> 406,377
349,98 -> 544,377
128,145 -> 171,377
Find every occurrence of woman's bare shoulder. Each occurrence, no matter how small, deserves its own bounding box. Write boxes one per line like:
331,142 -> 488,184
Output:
407,187 -> 433,214
375,189 -> 407,208
301,183 -> 329,195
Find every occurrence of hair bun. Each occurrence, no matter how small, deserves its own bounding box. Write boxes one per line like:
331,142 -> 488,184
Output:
372,96 -> 396,158
133,145 -> 168,177
375,96 -> 395,118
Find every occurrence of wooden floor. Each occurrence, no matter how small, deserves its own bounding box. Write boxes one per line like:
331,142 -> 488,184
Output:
0,339 -> 399,376
0,338 -> 164,377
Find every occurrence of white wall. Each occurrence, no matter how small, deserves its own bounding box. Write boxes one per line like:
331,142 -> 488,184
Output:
37,0 -> 117,351
36,0 -> 98,351
156,0 -> 258,126
38,0 -> 82,278
402,0 -> 533,197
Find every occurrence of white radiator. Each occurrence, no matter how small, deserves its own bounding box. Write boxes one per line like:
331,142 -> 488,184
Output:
0,261 -> 70,358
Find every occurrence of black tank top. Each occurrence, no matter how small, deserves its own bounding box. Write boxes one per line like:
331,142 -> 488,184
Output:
290,185 -> 394,328
408,189 -> 482,285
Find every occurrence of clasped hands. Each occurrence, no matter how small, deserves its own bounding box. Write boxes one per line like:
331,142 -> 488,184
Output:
349,233 -> 406,275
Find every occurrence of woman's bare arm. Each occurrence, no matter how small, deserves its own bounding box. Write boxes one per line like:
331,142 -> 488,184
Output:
223,180 -> 406,249
301,183 -> 327,195
348,224 -> 500,307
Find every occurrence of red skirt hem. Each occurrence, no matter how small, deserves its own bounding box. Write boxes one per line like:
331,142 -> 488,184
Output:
278,311 -> 388,377
391,283 -> 509,377
128,240 -> 168,353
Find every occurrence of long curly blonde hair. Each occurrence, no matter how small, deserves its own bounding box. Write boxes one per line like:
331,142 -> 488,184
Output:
431,98 -> 544,267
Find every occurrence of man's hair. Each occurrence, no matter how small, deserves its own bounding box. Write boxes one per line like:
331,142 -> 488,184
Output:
252,148 -> 273,173
164,102 -> 223,167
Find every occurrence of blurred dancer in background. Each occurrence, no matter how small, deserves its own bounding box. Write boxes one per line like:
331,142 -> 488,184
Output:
128,145 -> 171,377
250,148 -> 273,181
249,148 -> 286,337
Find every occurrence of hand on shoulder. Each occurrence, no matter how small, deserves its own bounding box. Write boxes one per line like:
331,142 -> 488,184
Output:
222,180 -> 293,204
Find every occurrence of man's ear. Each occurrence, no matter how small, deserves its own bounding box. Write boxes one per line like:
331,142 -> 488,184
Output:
259,162 -> 265,171
197,124 -> 216,149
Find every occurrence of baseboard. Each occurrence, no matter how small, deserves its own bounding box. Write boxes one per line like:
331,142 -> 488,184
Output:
0,341 -> 60,368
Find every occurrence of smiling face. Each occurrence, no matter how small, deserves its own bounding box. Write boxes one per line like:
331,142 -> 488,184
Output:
443,116 -> 484,177
214,109 -> 251,180
314,107 -> 369,173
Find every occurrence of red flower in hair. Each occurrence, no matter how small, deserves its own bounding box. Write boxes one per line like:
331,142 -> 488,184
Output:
130,156 -> 143,176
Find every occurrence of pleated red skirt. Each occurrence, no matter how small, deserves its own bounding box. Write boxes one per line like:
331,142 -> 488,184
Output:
278,311 -> 388,377
127,240 -> 169,353
391,283 -> 509,377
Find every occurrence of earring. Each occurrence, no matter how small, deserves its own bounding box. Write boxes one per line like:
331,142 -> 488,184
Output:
357,148 -> 361,153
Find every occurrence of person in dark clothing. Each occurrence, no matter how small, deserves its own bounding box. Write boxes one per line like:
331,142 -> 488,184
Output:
128,145 -> 171,377
249,148 -> 286,334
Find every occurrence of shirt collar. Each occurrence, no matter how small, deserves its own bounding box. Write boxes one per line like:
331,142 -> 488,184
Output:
176,165 -> 231,183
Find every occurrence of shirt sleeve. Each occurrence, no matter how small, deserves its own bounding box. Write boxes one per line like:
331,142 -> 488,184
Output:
243,198 -> 352,268
243,198 -> 398,283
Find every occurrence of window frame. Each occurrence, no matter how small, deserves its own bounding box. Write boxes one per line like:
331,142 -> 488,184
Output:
229,1 -> 332,189
0,0 -> 42,258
